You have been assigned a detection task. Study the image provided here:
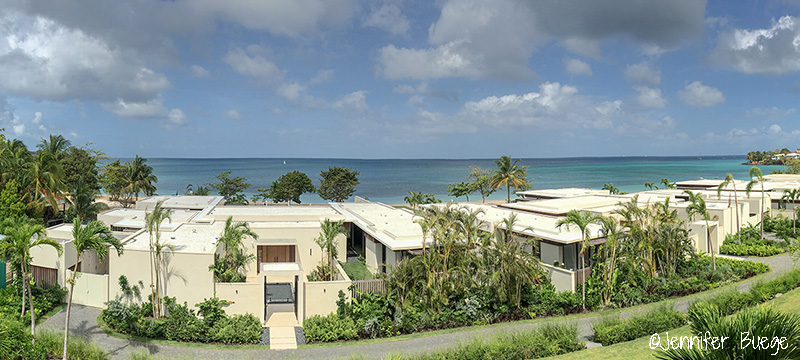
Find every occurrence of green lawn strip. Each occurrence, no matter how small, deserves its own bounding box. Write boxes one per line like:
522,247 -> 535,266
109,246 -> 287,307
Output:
95,314 -> 269,350
547,326 -> 693,360
300,266 -> 774,349
341,261 -> 373,280
761,286 -> 800,313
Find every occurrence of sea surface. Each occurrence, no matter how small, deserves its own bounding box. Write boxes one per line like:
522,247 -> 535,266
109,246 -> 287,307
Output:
107,156 -> 783,205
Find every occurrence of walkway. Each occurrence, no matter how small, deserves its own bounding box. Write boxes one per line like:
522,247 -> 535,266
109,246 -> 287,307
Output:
265,312 -> 299,350
38,253 -> 795,360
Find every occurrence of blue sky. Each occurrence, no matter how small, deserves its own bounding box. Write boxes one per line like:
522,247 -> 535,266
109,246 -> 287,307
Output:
2,0 -> 800,159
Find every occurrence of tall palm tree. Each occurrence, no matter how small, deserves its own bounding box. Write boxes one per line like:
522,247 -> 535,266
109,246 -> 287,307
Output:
24,151 -> 66,215
685,190 -> 716,270
644,182 -> 657,190
745,166 -> 766,240
782,188 -> 800,235
490,155 -> 529,203
62,219 -> 122,360
211,216 -> 258,282
597,215 -> 623,305
490,214 -> 542,309
145,201 -> 172,318
0,223 -> 62,343
0,139 -> 32,185
66,183 -> 106,221
602,183 -> 620,194
404,191 -> 424,209
556,209 -> 601,311
660,178 -> 676,189
37,134 -> 71,160
315,219 -> 346,280
717,173 -> 741,243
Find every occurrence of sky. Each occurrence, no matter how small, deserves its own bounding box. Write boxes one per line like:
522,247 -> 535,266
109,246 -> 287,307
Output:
2,0 -> 800,159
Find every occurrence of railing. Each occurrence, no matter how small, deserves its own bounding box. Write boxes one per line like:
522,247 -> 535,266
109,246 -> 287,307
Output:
350,279 -> 385,299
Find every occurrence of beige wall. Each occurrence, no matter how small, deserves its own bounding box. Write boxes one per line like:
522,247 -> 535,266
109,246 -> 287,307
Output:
109,248 -> 214,309
68,271 -> 109,308
304,280 -> 350,318
541,263 -> 576,292
215,282 -> 263,318
248,226 -> 346,278
364,234 -> 379,273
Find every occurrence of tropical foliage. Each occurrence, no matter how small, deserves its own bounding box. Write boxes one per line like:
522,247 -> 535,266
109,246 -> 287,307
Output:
403,191 -> 441,209
312,219 -> 347,281
257,170 -> 315,204
317,166 -> 360,202
490,155 -> 531,203
145,201 -> 172,318
210,216 -> 258,282
100,156 -> 158,208
206,171 -> 250,204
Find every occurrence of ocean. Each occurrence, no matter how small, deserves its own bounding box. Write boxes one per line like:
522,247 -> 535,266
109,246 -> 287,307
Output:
109,156 -> 783,205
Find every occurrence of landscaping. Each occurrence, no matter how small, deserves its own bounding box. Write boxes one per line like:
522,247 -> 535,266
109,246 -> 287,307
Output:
719,222 -> 790,257
592,305 -> 687,346
341,260 -> 373,281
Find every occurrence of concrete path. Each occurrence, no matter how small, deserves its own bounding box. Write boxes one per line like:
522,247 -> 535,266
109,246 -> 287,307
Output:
39,253 -> 795,360
266,312 -> 299,350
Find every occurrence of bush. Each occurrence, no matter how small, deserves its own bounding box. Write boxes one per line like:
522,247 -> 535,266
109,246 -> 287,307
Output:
35,329 -> 108,360
0,315 -> 37,360
162,301 -> 205,342
211,314 -> 261,344
592,305 -> 687,345
720,243 -> 783,257
689,289 -> 755,317
715,257 -> 770,278
749,267 -> 800,302
303,313 -> 358,343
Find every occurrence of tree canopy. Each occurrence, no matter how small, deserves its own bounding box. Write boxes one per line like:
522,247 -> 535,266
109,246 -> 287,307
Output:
206,171 -> 250,204
317,167 -> 360,202
259,171 -> 315,204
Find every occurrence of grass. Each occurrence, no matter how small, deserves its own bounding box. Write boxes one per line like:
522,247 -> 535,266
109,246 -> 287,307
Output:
95,314 -> 269,350
299,264 -> 775,349
341,261 -> 373,280
37,328 -> 109,360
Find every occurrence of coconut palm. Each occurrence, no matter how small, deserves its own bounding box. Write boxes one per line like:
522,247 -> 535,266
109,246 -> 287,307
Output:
37,134 -> 71,160
62,218 -> 122,360
145,201 -> 172,318
404,191 -> 424,209
0,223 -> 62,343
315,219 -> 347,280
717,173 -> 741,242
782,188 -> 800,234
126,155 -> 158,201
745,166 -> 766,240
24,151 -> 66,215
644,182 -> 657,190
490,155 -> 529,203
0,139 -> 32,184
66,183 -> 107,221
685,190 -> 716,270
556,210 -> 601,311
660,178 -> 676,189
602,183 -> 619,194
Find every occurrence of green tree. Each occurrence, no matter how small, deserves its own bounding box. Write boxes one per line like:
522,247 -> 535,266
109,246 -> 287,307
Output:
62,218 -> 122,360
100,160 -> 134,207
0,222 -> 62,342
685,190 -> 716,270
782,188 -> 800,234
556,209 -> 601,311
125,155 -> 157,201
660,178 -> 676,189
24,150 -> 66,216
490,156 -> 530,203
717,173 -> 741,242
597,215 -> 623,305
145,201 -> 172,318
467,166 -> 496,203
194,185 -> 211,196
745,166 -> 766,240
318,167 -> 360,202
61,146 -> 100,192
404,191 -> 424,209
489,214 -> 543,309
447,181 -> 473,202
206,171 -> 250,204
315,219 -> 347,281
36,134 -> 71,161
601,183 -> 619,194
0,179 -> 25,220
260,171 -> 315,204
211,216 -> 258,282
65,183 -> 107,221
644,182 -> 658,190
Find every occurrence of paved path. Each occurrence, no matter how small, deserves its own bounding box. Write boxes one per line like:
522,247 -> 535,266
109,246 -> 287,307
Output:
39,253 -> 795,360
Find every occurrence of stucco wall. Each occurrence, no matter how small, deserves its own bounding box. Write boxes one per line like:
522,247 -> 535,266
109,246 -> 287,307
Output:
303,280 -> 350,318
248,226 -> 346,278
215,282 -> 263,318
541,263 -> 575,292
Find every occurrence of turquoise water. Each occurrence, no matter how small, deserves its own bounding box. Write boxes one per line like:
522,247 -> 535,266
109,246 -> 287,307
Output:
111,156 -> 783,205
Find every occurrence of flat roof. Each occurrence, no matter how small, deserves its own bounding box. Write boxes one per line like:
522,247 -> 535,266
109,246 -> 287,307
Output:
335,202 -> 425,250
517,188 -> 610,198
137,195 -> 222,209
499,196 -> 621,215
208,205 -> 343,221
105,209 -> 199,231
123,222 -> 225,253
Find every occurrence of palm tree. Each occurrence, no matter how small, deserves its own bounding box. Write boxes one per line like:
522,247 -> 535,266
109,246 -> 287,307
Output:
556,209 -> 601,311
24,151 -> 66,215
66,183 -> 107,221
0,223 -> 62,343
126,155 -> 158,201
717,173 -> 741,243
62,218 -> 122,360
211,216 -> 258,282
745,167 -> 766,240
660,178 -> 676,189
404,191 -> 424,209
685,190 -> 716,270
782,188 -> 800,235
37,134 -> 71,160
489,214 -> 542,309
644,182 -> 657,190
145,201 -> 172,318
602,183 -> 619,194
315,219 -> 347,280
597,215 -> 623,305
490,155 -> 529,203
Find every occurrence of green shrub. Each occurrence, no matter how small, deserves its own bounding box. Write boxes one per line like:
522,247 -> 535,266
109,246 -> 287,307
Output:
715,257 -> 770,278
593,305 -> 687,345
0,315 -> 36,360
720,243 -> 783,257
689,289 -> 755,317
35,329 -> 108,360
195,297 -> 229,328
303,313 -> 358,343
162,301 -> 206,342
750,267 -> 800,302
211,314 -> 261,344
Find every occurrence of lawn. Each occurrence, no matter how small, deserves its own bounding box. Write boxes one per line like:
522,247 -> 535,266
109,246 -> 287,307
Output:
341,261 -> 373,280
547,286 -> 800,360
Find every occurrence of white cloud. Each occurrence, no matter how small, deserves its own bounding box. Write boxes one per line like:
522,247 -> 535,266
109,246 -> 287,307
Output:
634,86 -> 667,108
745,107 -> 797,118
191,65 -> 211,77
223,46 -> 283,82
712,16 -> 800,74
226,109 -> 241,120
102,98 -> 188,128
564,58 -> 592,76
333,91 -> 370,115
678,81 -> 725,108
309,69 -> 333,85
168,109 -> 187,126
624,63 -> 662,86
363,4 -> 409,36
768,124 -> 783,134
0,11 -> 170,102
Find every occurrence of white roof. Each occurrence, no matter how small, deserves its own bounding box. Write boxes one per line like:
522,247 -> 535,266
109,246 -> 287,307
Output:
123,222 -> 225,253
335,202 -> 426,251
